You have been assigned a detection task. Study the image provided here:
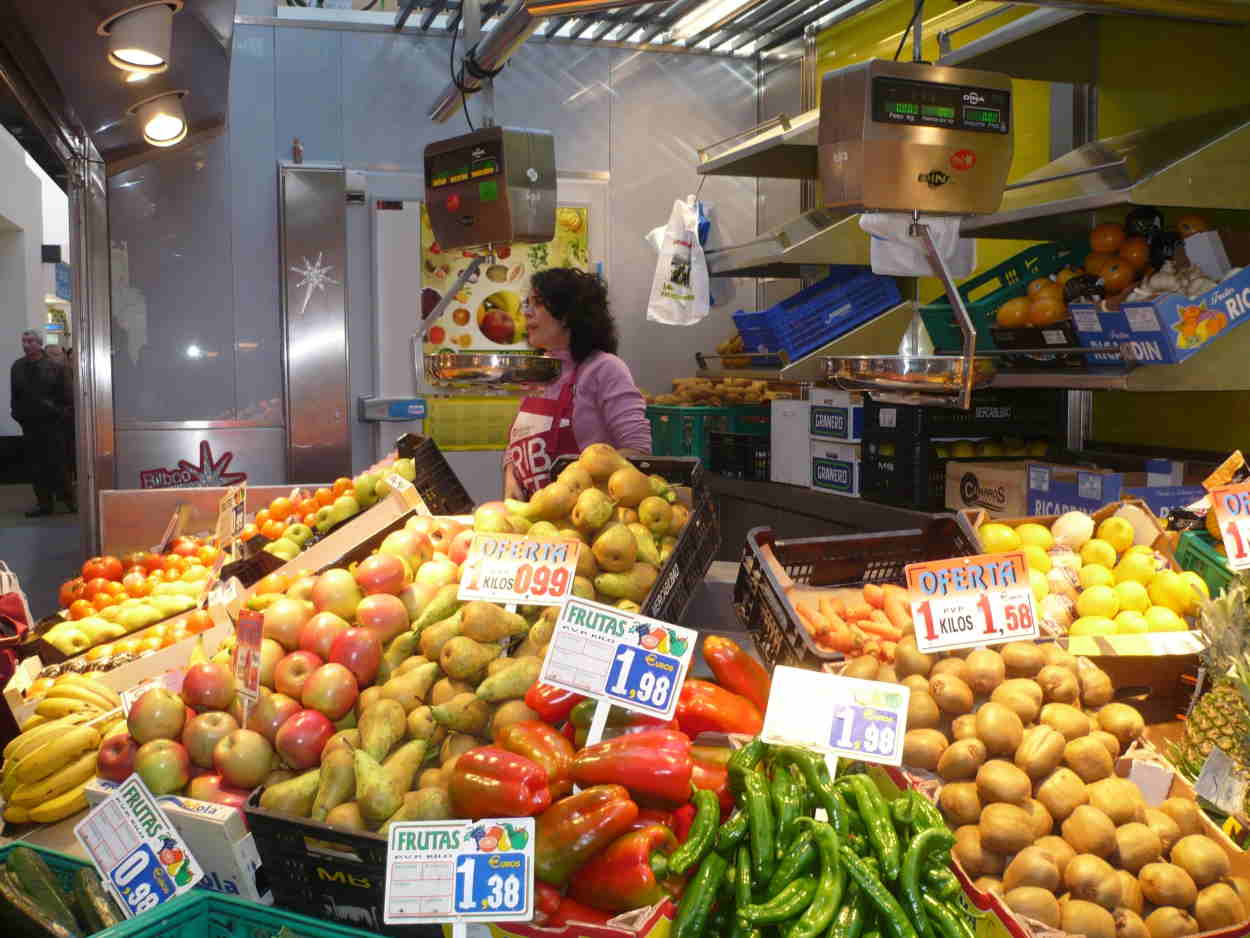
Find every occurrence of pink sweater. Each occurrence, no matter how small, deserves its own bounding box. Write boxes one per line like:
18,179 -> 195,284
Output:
540,349 -> 652,454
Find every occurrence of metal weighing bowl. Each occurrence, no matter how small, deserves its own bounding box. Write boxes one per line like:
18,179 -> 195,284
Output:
825,355 -> 996,394
425,352 -> 563,391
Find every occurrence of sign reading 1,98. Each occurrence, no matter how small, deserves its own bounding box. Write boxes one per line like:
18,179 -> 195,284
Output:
1212,482 -> 1250,572
905,550 -> 1039,653
457,533 -> 581,606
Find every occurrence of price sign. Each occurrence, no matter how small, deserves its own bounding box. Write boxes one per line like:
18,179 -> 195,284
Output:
761,665 -> 910,766
905,551 -> 1039,654
539,598 -> 696,721
233,609 -> 262,722
1211,482 -> 1250,571
457,533 -> 580,607
75,775 -> 202,917
384,818 -> 534,925
215,483 -> 247,551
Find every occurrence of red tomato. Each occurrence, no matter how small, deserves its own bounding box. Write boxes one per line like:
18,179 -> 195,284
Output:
82,555 -> 123,582
82,577 -> 114,600
59,578 -> 85,609
141,552 -> 165,573
123,572 -> 152,597
106,580 -> 127,597
171,536 -> 199,557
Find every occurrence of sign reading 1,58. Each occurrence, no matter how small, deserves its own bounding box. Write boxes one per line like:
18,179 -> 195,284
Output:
1212,482 -> 1250,572
905,550 -> 1040,653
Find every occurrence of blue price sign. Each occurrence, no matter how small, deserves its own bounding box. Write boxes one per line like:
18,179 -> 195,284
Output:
829,702 -> 902,760
455,852 -> 527,914
605,644 -> 680,714
109,844 -> 177,916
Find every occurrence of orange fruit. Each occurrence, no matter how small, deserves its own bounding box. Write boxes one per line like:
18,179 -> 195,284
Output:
303,512 -> 317,526
240,523 -> 258,542
269,497 -> 293,521
186,610 -> 215,634
1090,222 -> 1126,254
332,477 -> 353,497
1028,295 -> 1068,327
1084,253 -> 1116,277
1100,260 -> 1136,294
996,297 -> 1030,328
315,487 -> 335,507
69,599 -> 95,620
1026,277 -> 1053,296
1177,215 -> 1210,237
255,508 -> 272,528
1119,236 -> 1150,270
261,519 -> 287,541
92,593 -> 116,612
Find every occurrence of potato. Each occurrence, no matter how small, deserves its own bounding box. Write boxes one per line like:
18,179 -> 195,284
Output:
1091,730 -> 1121,759
1023,798 -> 1054,839
895,643 -> 933,679
903,674 -> 931,695
1036,835 -> 1076,877
929,673 -> 974,715
1115,908 -> 1150,938
903,729 -> 948,771
908,691 -> 942,730
938,737 -> 988,782
1005,887 -> 1061,928
1143,907 -> 1198,938
1098,703 -> 1145,748
974,876 -> 1003,895
965,648 -> 1006,696
954,824 -> 1003,876
1170,833 -> 1231,886
1015,725 -> 1066,780
981,802 -> 1034,854
1063,899 -> 1117,938
1157,798 -> 1203,837
1117,869 -> 1144,914
843,655 -> 881,680
1002,642 -> 1046,678
931,657 -> 970,683
1227,876 -> 1250,913
1065,854 -> 1122,909
977,759 -> 1032,805
1065,736 -> 1114,782
940,782 -> 982,827
1040,702 -> 1092,741
1144,808 -> 1183,855
1115,823 -> 1162,874
1139,862 -> 1198,908
1003,846 -> 1061,892
1194,883 -> 1248,931
1035,767 -> 1089,822
1077,660 -> 1115,708
1063,804 -> 1117,857
1041,643 -> 1079,672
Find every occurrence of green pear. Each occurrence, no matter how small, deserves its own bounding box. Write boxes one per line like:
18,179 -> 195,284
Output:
406,706 -> 446,745
359,699 -> 407,761
669,504 -> 690,537
380,788 -> 453,835
419,613 -> 463,660
571,487 -> 615,533
325,802 -> 367,832
638,497 -> 674,539
627,523 -> 661,566
393,458 -> 417,482
260,768 -> 321,817
617,600 -> 642,613
650,474 -> 679,504
376,631 -> 420,684
355,472 -> 381,507
382,739 -> 428,794
490,700 -> 542,742
355,748 -> 403,828
575,542 -> 598,579
506,514 -> 533,534
461,602 -> 527,643
396,654 -> 431,676
531,481 -> 577,521
573,575 -> 595,601
577,443 -> 627,482
528,521 -> 560,539
476,657 -> 542,703
430,693 -> 493,734
265,538 -> 301,562
593,523 -> 637,573
660,536 -> 678,564
413,584 -> 462,632
323,728 -> 361,761
439,636 -> 502,681
430,677 -> 474,708
314,506 -> 335,534
529,613 -> 555,647
312,748 -> 356,822
595,563 -> 659,604
380,662 -> 441,712
505,497 -> 538,520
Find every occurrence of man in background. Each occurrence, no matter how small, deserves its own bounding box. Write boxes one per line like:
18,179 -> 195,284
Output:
10,329 -> 75,517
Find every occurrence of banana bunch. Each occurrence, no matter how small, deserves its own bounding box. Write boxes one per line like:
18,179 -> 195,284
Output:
2,675 -> 122,825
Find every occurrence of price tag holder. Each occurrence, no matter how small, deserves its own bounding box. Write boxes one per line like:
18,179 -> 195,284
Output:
457,533 -> 580,607
538,597 -> 695,722
384,818 -> 534,926
1211,482 -> 1250,572
233,609 -> 263,722
905,551 -> 1039,654
215,483 -> 247,553
761,665 -> 909,766
75,775 -> 202,917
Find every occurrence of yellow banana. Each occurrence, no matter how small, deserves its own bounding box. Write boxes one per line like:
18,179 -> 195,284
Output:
15,725 -> 101,784
34,697 -> 103,720
9,750 -> 98,808
3,712 -> 95,763
43,683 -> 118,712
28,782 -> 89,823
98,718 -> 127,741
19,713 -> 48,732
55,674 -> 122,708
3,803 -> 30,824
1,766 -> 19,800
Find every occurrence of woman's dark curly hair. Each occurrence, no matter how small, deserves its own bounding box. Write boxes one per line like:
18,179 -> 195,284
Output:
529,267 -> 617,363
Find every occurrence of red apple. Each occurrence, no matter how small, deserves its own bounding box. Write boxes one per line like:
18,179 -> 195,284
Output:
473,501 -> 511,534
414,556 -> 458,590
274,650 -> 323,699
274,709 -> 334,770
311,568 -> 362,621
97,732 -> 140,782
187,774 -> 250,811
246,689 -> 302,743
328,627 -> 383,687
301,663 -> 359,721
354,594 -> 410,645
134,739 -> 191,795
263,597 -> 314,652
213,728 -> 274,789
181,661 -> 236,712
380,529 -> 431,566
285,575 -> 318,602
182,710 -> 240,769
448,528 -> 475,566
433,517 -> 466,549
299,611 -> 350,660
354,553 -> 409,596
128,687 -> 187,744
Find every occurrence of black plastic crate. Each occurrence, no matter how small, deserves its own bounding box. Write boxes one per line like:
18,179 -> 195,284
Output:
732,517 -> 979,669
862,389 -> 1068,440
708,431 -> 770,482
395,433 -> 475,515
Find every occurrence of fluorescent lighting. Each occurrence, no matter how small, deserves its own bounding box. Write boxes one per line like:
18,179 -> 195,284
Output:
524,0 -> 651,17
99,2 -> 182,75
126,71 -> 151,83
671,0 -> 758,39
128,90 -> 189,148
186,344 -> 202,358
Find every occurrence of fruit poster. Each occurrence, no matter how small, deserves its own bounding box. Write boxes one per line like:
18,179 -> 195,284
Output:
418,204 -> 590,354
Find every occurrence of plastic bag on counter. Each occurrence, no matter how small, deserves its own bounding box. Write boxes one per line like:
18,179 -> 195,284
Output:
647,196 -> 710,326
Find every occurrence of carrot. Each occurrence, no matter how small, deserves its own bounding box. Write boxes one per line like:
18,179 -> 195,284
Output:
880,641 -> 897,663
881,583 -> 909,603
883,593 -> 913,634
843,602 -> 875,622
862,583 -> 885,609
819,596 -> 846,623
797,603 -> 831,635
859,616 -> 902,641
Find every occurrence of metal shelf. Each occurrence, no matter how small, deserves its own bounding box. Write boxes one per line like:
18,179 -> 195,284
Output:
705,210 -> 870,278
696,109 -> 820,180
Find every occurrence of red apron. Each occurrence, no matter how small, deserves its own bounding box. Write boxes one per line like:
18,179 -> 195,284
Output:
506,369 -> 580,498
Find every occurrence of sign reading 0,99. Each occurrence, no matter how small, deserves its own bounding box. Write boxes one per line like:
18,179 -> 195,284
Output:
457,533 -> 581,606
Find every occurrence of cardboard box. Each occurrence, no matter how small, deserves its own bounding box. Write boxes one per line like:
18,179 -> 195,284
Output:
810,442 -> 860,497
807,390 -> 864,442
769,400 -> 810,487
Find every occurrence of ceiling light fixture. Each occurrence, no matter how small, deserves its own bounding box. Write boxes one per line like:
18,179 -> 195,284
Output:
128,89 -> 189,147
523,0 -> 651,18
670,0 -> 763,39
98,1 -> 183,75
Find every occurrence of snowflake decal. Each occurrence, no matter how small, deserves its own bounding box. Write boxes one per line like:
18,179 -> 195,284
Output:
290,252 -> 340,318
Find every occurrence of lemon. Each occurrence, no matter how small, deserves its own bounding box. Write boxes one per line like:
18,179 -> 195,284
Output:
1180,571 -> 1210,610
1079,539 -> 1118,569
1114,552 -> 1157,586
1078,564 -> 1114,589
1144,605 -> 1188,633
1114,610 -> 1150,634
1125,544 -> 1156,558
1148,570 -> 1191,617
1029,568 -> 1050,603
1114,580 -> 1150,614
1016,523 -> 1055,551
1069,615 -> 1117,636
1076,584 -> 1120,619
979,522 -> 1022,553
1097,516 -> 1136,555
1022,545 -> 1052,573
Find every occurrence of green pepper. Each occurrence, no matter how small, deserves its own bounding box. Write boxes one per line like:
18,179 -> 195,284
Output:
670,789 -> 720,876
772,765 -> 803,861
845,776 -> 900,882
785,819 -> 842,938
766,828 -> 818,898
827,878 -> 865,938
907,791 -> 946,833
891,797 -> 914,838
729,739 -> 766,794
673,850 -> 730,938
925,867 -> 962,901
839,845 -> 918,938
902,828 -> 956,938
940,897 -> 975,938
744,767 -> 776,883
718,806 -> 750,855
790,762 -> 813,818
834,787 -> 865,836
737,876 -> 817,925
728,846 -> 761,938
777,747 -> 843,833
922,895 -> 967,938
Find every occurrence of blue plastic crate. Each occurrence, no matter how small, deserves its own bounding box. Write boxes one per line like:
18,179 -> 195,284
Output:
766,270 -> 901,361
732,309 -> 778,353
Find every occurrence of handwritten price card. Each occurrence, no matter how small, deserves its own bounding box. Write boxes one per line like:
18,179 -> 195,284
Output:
1212,482 -> 1250,572
457,533 -> 580,606
905,550 -> 1039,653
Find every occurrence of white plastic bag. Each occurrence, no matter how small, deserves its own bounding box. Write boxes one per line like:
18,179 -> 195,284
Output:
858,213 -> 975,279
647,196 -> 710,325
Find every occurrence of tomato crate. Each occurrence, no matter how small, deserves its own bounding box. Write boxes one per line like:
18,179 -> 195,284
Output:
708,431 -> 770,482
733,517 -> 979,668
94,891 -> 379,938
394,433 -> 475,515
1176,530 -> 1234,598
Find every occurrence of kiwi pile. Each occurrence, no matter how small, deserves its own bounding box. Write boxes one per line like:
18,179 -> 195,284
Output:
844,639 -> 1249,938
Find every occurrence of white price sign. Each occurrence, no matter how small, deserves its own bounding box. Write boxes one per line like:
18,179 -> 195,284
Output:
1211,482 -> 1250,572
120,673 -> 182,717
384,818 -> 534,925
905,551 -> 1039,654
538,598 -> 696,721
215,483 -> 247,548
233,608 -> 263,722
457,533 -> 580,607
75,775 -> 202,917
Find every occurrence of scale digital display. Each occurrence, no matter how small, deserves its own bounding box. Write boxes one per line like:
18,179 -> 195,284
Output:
872,76 -> 1009,134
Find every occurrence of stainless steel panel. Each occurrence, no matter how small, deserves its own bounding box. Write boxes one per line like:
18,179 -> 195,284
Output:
275,27 -> 342,162
345,183 -> 375,471
114,427 -> 288,489
281,166 -> 350,483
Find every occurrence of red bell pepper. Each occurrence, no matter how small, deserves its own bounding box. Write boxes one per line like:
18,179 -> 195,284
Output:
674,679 -> 764,737
447,747 -> 550,819
534,881 -> 562,926
627,807 -> 674,833
570,729 -> 693,807
550,896 -> 612,927
569,824 -> 678,913
526,682 -> 585,725
670,803 -> 696,843
534,784 -> 639,887
691,757 -> 732,815
702,635 -> 771,711
496,720 -> 576,800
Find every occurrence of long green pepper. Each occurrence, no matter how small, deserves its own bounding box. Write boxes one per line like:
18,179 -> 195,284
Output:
727,846 -> 760,938
839,845 -> 918,938
771,765 -> 803,862
922,895 -> 969,938
827,878 -> 866,938
790,762 -> 814,818
846,775 -> 900,882
670,789 -> 720,876
672,850 -> 729,938
901,828 -> 956,938
729,739 -> 766,794
766,828 -> 818,898
737,876 -> 817,925
718,806 -> 750,855
785,818 -> 842,938
743,767 -> 776,883
907,791 -> 946,833
778,746 -> 844,833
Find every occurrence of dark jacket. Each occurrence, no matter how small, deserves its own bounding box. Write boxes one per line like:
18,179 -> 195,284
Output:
11,353 -> 70,423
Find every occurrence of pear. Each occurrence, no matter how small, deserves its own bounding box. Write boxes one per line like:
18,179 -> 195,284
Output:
558,463 -> 594,494
355,472 -> 381,508
638,497 -> 674,539
476,657 -> 543,703
617,600 -> 642,613
608,466 -> 652,509
382,739 -> 428,794
627,523 -> 662,566
474,503 -> 514,533
312,748 -> 356,822
396,655 -> 430,677
669,504 -> 690,537
485,657 -> 515,678
614,507 -> 640,526
325,801 -> 367,832
323,729 -> 361,761
595,563 -> 659,604
419,614 -> 463,660
573,576 -> 595,600
381,662 -> 441,712
406,706 -> 446,746
528,520 -> 560,539
260,767 -> 321,817
440,636 -> 502,681
506,514 -> 532,534
650,474 -> 678,503
430,693 -> 493,734
393,457 -> 417,481
578,443 -> 627,482
529,614 -> 555,647
355,748 -> 403,828
430,677 -> 474,707
442,732 -> 479,765
575,543 -> 598,579
504,497 -> 538,520
531,481 -> 577,521
413,584 -> 461,632
593,522 -> 637,573
461,602 -> 528,643
335,710 -> 358,731
376,631 -> 421,685
380,789 -> 453,835
359,699 -> 407,761
490,700 -> 542,742
660,536 -> 678,564
571,487 -> 615,533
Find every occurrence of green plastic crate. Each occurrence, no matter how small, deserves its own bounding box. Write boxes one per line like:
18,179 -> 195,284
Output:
0,843 -> 89,895
647,404 -> 769,459
1176,530 -> 1234,598
95,891 -> 380,938
920,239 -> 1088,353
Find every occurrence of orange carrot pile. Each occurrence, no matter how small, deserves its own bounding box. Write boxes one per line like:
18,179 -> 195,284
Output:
787,582 -> 913,662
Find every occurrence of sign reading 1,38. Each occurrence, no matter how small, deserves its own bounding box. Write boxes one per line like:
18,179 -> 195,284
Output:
1212,482 -> 1250,572
905,550 -> 1039,653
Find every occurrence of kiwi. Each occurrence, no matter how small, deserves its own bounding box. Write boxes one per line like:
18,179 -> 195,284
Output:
1037,664 -> 1081,703
1170,833 -> 1231,886
1065,854 -> 1121,909
1098,703 -> 1145,748
1087,777 -> 1142,826
1015,725 -> 1066,780
976,759 -> 1032,806
908,691 -> 942,730
940,782 -> 982,828
902,729 -> 948,772
1064,736 -> 1114,783
1117,868 -> 1144,914
1138,862 -> 1198,908
1061,805 -> 1117,858
1035,767 -> 1089,823
1040,702 -> 1092,740
929,673 -> 974,715
1144,808 -> 1183,855
1003,846 -> 1060,892
1002,642 -> 1046,678
1005,887 -> 1061,928
1115,823 -> 1162,874
937,737 -> 987,782
1157,798 -> 1202,837
1022,798 -> 1054,839
980,802 -> 1034,854
1063,899 -> 1116,938
954,824 -> 1004,877
975,702 -> 1024,757
1114,908 -> 1149,938
1035,835 -> 1076,878
1143,907 -> 1198,938
951,714 -> 978,741
1194,882 -> 1248,931
965,648 -> 1006,696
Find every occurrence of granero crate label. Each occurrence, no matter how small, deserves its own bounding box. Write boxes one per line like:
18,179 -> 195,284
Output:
457,533 -> 580,606
904,550 -> 1039,653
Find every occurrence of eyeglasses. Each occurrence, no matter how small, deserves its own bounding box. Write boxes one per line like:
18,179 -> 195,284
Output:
522,297 -> 541,313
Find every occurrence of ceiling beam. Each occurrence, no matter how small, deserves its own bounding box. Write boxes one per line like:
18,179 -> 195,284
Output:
421,0 -> 450,29
756,0 -> 847,51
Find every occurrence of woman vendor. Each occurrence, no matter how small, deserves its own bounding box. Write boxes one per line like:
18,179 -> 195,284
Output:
505,267 -> 651,498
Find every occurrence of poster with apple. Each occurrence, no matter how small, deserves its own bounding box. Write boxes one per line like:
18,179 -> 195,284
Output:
418,203 -> 589,356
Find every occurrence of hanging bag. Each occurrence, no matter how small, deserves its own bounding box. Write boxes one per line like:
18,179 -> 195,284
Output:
646,196 -> 711,326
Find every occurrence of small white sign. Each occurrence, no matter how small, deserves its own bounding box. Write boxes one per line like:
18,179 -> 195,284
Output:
457,533 -> 580,607
1196,748 -> 1248,817
906,551 -> 1040,654
120,676 -> 177,718
215,483 -> 247,548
